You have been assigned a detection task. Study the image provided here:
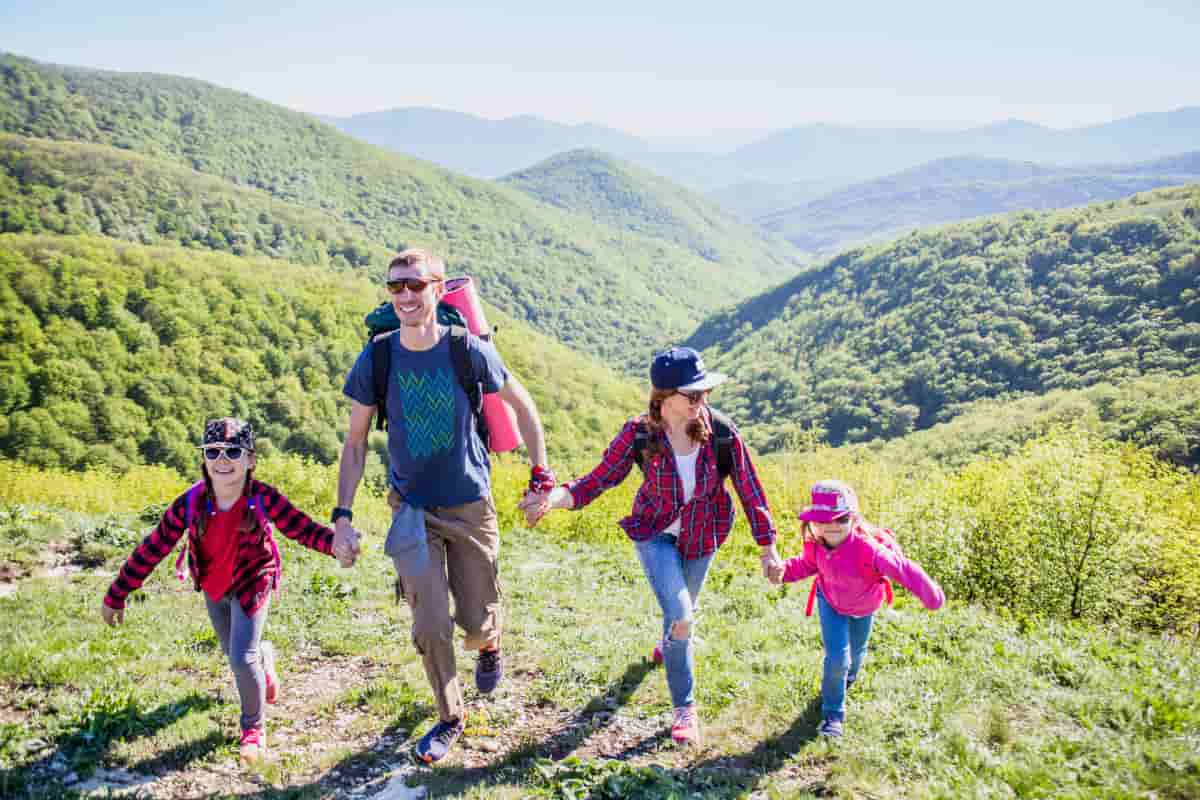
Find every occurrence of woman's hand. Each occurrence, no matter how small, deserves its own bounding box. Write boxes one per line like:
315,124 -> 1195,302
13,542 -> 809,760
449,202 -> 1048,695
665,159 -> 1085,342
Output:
760,544 -> 784,584
519,486 -> 573,527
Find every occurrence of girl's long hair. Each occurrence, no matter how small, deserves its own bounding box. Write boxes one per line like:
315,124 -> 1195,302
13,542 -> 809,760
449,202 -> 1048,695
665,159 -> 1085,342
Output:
642,387 -> 711,464
195,462 -> 259,538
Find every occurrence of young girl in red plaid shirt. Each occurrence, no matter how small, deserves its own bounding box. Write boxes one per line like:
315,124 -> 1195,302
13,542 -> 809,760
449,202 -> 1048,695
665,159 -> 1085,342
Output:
100,418 -> 344,764
523,347 -> 781,745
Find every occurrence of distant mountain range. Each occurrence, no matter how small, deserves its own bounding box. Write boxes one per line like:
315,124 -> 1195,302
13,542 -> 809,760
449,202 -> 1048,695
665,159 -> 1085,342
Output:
327,106 -> 1200,194
758,152 -> 1200,255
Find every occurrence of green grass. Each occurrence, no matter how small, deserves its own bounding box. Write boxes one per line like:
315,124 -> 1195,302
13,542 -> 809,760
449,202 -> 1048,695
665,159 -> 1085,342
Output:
2,486 -> 1197,798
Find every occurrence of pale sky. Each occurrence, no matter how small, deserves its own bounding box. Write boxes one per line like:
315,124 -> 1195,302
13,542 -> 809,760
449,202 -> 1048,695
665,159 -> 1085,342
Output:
4,0 -> 1199,147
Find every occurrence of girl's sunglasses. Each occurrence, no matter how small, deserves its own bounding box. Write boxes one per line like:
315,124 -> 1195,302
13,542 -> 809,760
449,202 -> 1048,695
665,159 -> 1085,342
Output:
676,390 -> 709,405
202,446 -> 247,461
386,276 -> 443,294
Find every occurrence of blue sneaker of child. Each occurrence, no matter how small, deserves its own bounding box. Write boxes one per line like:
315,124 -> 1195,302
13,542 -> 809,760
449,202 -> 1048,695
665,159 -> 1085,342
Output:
819,718 -> 844,738
414,717 -> 465,763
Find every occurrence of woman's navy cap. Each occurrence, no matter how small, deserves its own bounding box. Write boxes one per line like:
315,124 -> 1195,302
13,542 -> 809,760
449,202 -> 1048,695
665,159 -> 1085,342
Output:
650,347 -> 728,392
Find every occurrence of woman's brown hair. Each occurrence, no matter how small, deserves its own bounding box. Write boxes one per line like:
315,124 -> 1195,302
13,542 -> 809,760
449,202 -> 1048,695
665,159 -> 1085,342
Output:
641,387 -> 711,464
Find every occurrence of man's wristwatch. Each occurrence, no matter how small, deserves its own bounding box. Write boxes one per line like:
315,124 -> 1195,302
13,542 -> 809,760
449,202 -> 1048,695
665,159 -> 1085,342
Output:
331,506 -> 353,524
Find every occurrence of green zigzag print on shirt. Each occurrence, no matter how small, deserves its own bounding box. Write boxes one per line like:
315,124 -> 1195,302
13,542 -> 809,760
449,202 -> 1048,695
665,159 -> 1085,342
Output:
396,369 -> 457,458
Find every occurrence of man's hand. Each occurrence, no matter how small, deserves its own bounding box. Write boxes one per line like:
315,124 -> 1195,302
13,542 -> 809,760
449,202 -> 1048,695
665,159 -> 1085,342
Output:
518,490 -> 549,527
333,518 -> 361,567
101,601 -> 124,627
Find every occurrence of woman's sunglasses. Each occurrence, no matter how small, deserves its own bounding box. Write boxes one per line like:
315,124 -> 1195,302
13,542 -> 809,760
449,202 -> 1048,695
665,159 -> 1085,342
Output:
386,276 -> 443,294
202,446 -> 248,461
676,390 -> 709,405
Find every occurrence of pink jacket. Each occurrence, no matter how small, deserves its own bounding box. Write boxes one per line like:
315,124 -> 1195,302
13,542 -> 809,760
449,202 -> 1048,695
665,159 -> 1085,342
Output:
782,528 -> 945,617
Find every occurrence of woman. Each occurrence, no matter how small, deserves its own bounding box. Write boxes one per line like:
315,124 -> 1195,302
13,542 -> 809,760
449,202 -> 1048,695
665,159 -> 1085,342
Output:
522,346 -> 781,745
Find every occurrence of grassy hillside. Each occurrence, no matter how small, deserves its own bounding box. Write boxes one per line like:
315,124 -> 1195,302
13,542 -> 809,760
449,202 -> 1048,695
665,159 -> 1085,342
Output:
0,234 -> 644,475
759,154 -> 1200,255
0,52 -> 786,369
1,428 -> 1197,798
499,149 -> 802,280
687,185 -> 1200,451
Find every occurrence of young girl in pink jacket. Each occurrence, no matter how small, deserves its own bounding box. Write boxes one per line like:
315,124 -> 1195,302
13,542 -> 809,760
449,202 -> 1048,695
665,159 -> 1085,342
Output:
772,480 -> 945,738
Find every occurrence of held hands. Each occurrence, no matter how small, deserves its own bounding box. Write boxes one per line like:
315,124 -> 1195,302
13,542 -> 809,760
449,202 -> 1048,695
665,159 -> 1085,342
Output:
520,465 -> 559,527
518,489 -> 552,527
760,545 -> 785,585
333,518 -> 361,568
101,601 -> 124,627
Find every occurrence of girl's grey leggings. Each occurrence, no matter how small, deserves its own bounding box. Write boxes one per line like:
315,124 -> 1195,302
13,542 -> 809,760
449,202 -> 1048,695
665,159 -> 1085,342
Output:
204,594 -> 272,731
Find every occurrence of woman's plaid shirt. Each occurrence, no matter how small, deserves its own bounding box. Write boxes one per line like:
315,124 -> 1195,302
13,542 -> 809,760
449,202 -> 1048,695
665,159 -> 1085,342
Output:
565,412 -> 776,559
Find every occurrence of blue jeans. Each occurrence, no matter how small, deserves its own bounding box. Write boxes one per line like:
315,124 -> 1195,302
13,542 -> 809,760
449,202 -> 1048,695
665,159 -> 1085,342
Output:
815,587 -> 874,722
635,533 -> 714,709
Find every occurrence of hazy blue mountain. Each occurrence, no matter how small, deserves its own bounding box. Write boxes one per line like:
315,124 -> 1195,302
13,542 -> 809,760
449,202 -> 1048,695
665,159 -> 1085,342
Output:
500,149 -> 803,280
758,153 -> 1200,254
328,107 -> 653,178
730,109 -> 1200,182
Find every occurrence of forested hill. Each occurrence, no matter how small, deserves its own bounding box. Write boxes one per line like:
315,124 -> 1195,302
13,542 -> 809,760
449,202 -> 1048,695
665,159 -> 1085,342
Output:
0,134 -> 392,269
688,185 -> 1200,452
0,234 -> 645,474
499,149 -> 801,279
0,52 -> 787,369
758,154 -> 1200,255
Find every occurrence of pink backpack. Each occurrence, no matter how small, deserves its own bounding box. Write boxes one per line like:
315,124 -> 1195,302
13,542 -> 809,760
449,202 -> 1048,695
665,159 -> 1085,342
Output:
173,481 -> 281,593
805,526 -> 902,616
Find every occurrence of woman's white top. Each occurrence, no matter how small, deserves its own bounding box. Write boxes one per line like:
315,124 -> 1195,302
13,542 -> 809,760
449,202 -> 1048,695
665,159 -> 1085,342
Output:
662,447 -> 700,537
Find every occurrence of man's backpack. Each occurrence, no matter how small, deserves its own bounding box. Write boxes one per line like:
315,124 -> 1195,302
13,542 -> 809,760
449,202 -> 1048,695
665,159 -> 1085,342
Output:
631,408 -> 736,481
364,301 -> 490,450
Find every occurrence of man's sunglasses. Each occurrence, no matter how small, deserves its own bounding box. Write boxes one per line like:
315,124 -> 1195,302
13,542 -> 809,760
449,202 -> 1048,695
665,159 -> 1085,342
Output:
386,277 -> 443,294
677,390 -> 709,405
202,446 -> 248,461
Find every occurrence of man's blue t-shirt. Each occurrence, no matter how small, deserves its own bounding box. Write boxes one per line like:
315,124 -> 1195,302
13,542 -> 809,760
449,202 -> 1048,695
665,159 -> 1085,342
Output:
343,330 -> 509,508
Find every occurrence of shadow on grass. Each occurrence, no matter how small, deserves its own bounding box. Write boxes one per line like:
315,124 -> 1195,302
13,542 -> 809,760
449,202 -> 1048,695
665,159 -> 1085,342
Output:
0,692 -> 220,800
417,658 -> 657,796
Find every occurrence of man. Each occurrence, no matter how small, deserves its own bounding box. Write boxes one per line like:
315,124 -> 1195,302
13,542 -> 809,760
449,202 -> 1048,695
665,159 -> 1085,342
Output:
332,248 -> 554,763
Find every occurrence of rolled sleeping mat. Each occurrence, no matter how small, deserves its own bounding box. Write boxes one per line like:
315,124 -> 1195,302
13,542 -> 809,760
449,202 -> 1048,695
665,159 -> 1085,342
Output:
441,277 -> 522,453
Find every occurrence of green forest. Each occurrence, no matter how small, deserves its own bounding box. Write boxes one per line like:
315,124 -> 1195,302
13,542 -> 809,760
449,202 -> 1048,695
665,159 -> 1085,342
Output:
690,185 -> 1200,452
0,53 -> 794,370
0,234 -> 644,476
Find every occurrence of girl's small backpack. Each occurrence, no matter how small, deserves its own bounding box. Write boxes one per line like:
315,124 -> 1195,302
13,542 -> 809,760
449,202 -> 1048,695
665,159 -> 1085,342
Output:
172,481 -> 282,593
805,526 -> 903,616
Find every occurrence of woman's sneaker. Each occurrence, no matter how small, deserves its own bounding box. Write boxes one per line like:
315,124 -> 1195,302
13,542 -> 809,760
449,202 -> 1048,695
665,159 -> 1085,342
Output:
240,726 -> 267,764
818,717 -> 844,738
671,705 -> 700,745
651,642 -> 664,665
263,641 -> 280,704
415,717 -> 465,764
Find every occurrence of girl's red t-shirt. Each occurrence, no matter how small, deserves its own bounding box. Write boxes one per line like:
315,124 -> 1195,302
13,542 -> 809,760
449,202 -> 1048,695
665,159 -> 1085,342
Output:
197,496 -> 247,602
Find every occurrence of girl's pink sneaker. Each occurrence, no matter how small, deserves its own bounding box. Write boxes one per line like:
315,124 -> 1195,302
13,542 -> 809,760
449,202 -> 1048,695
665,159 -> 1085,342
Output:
651,642 -> 664,664
671,705 -> 700,745
240,726 -> 267,764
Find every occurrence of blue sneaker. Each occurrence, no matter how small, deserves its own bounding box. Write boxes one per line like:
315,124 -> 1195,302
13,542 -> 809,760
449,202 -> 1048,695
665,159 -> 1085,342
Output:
475,648 -> 503,694
819,718 -> 844,738
415,717 -> 465,763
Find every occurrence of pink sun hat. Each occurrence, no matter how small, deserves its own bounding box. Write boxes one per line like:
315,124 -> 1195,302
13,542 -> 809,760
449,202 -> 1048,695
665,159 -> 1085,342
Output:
798,480 -> 859,523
